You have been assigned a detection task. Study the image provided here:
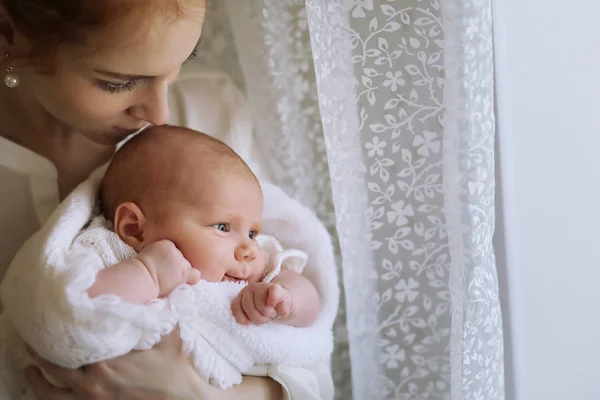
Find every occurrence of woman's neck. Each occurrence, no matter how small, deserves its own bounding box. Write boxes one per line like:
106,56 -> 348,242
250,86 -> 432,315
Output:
0,84 -> 115,198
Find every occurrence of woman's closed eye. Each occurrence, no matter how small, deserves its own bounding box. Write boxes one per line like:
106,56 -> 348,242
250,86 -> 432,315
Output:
97,79 -> 138,94
97,47 -> 197,94
186,48 -> 198,62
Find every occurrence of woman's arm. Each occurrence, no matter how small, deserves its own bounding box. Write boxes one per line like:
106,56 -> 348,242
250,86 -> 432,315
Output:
211,376 -> 284,399
25,328 -> 285,400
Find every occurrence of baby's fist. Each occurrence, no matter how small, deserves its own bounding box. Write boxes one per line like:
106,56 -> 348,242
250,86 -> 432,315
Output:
231,283 -> 292,325
265,284 -> 293,320
137,240 -> 201,297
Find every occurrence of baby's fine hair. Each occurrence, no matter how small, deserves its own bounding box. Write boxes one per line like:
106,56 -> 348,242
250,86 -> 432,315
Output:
100,125 -> 259,221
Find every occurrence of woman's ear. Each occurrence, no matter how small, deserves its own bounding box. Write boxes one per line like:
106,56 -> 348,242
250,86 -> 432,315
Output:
114,202 -> 147,251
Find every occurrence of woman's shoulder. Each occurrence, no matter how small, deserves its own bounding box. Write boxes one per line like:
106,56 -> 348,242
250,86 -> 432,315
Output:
0,135 -> 57,180
0,166 -> 51,280
0,137 -> 60,280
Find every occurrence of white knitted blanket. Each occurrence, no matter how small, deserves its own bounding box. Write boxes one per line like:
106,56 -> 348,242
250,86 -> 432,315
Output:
0,169 -> 338,395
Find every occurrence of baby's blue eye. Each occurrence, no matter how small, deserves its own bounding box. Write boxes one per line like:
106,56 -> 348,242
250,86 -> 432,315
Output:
215,223 -> 229,232
249,230 -> 258,240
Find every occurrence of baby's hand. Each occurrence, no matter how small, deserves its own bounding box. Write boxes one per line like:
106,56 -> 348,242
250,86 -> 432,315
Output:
231,282 -> 293,325
136,240 -> 201,297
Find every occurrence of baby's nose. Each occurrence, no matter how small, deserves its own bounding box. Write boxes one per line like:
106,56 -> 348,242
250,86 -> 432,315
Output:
234,241 -> 256,261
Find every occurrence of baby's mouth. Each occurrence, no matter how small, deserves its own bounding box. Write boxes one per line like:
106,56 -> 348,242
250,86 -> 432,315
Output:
224,275 -> 244,283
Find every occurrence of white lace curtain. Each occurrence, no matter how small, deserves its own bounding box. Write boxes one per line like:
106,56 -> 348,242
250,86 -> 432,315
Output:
194,1 -> 504,398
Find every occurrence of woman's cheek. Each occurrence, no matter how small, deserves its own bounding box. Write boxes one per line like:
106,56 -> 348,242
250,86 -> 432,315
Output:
22,62 -> 125,122
73,95 -> 129,121
65,86 -> 132,122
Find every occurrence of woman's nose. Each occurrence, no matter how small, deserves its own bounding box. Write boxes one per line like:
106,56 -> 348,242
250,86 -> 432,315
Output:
127,80 -> 170,126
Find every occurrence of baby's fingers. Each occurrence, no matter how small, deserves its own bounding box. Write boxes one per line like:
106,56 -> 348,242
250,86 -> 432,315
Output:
266,284 -> 285,308
242,290 -> 270,324
268,284 -> 292,319
186,268 -> 201,285
255,296 -> 278,320
231,294 -> 250,325
274,299 -> 292,319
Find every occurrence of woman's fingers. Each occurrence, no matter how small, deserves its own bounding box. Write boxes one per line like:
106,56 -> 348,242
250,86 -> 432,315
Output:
27,348 -> 82,384
26,346 -> 89,393
25,366 -> 73,399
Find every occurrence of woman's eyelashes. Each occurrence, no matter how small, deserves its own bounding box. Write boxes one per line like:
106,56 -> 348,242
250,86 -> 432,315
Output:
97,49 -> 197,94
186,48 -> 198,62
97,80 -> 138,94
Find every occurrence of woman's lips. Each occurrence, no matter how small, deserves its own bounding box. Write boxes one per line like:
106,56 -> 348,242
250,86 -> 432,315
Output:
114,126 -> 144,136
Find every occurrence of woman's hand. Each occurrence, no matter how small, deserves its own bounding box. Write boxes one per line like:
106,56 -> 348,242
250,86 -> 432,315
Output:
26,330 -> 199,400
25,327 -> 201,399
25,328 -> 285,399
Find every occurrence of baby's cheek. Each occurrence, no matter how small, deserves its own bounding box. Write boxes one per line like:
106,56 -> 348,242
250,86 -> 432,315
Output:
258,249 -> 268,268
251,250 -> 267,281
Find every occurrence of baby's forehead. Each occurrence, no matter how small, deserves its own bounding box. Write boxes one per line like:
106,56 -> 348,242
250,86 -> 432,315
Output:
169,166 -> 261,198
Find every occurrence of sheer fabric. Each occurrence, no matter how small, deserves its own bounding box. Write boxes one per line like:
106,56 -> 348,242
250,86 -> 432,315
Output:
192,1 -> 504,398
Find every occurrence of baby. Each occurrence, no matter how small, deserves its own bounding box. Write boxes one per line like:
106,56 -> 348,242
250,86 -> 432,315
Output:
1,125 -> 332,398
84,125 -> 320,328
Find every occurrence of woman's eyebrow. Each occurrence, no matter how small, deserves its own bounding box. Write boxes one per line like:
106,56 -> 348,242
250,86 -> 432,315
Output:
94,70 -> 154,80
94,38 -> 203,81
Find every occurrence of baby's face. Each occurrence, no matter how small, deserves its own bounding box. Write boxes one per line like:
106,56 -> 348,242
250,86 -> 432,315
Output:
142,173 -> 266,283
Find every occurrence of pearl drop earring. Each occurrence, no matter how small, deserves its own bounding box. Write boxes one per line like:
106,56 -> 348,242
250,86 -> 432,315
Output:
4,53 -> 20,88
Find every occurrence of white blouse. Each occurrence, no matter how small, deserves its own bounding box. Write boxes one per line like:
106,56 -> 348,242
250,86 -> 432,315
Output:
0,137 -> 58,283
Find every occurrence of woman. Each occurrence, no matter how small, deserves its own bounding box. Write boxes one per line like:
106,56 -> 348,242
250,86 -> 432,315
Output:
0,0 -> 332,399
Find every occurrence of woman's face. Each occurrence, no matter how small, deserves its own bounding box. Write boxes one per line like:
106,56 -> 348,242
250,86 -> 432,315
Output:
14,5 -> 205,145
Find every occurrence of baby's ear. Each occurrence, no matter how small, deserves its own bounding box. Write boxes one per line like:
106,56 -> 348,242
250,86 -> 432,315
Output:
114,202 -> 147,251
